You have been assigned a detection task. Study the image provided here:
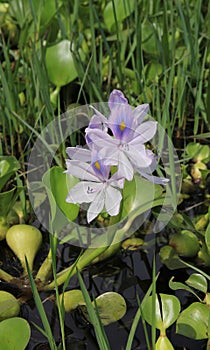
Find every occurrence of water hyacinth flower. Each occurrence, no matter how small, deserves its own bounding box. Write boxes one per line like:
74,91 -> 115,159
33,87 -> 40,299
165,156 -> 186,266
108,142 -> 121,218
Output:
65,155 -> 124,223
65,89 -> 169,223
86,92 -> 157,181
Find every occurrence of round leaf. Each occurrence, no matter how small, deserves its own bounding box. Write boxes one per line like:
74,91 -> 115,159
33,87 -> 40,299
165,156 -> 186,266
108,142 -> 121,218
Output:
0,317 -> 30,349
45,40 -> 78,87
93,292 -> 126,326
176,302 -> 209,339
0,291 -> 20,321
169,277 -> 200,300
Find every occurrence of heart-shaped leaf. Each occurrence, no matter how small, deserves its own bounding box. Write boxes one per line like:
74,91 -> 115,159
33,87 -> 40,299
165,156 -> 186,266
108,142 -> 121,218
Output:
142,293 -> 180,333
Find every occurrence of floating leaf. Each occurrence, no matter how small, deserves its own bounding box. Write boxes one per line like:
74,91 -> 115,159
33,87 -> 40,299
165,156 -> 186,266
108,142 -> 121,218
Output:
93,292 -> 126,326
121,237 -> 144,250
0,291 -> 20,321
176,302 -> 209,339
0,317 -> 30,349
185,274 -> 207,294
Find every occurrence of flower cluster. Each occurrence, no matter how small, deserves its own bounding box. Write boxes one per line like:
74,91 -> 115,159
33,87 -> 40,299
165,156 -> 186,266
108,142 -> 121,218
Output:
65,90 -> 168,223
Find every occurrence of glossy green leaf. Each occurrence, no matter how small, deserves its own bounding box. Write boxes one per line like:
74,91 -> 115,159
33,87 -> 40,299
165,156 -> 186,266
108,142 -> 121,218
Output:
0,156 -> 20,192
0,317 -> 30,349
169,277 -> 200,301
45,40 -> 79,87
176,302 -> 210,339
185,273 -> 207,294
159,245 -> 186,270
121,175 -> 160,220
155,336 -> 174,350
103,0 -> 135,32
42,167 -> 79,229
142,293 -> 180,332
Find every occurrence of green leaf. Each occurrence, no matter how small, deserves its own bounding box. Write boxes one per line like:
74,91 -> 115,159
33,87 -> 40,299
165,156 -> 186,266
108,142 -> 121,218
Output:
42,166 -> 79,231
0,186 -> 23,217
0,291 -> 20,321
92,292 -> 127,326
121,175 -> 161,220
45,40 -> 79,87
185,273 -> 207,294
176,302 -> 210,340
103,0 -> 135,32
169,277 -> 201,301
60,289 -> 85,313
142,293 -> 180,332
0,156 -> 20,192
0,317 -> 30,349
159,245 -> 187,270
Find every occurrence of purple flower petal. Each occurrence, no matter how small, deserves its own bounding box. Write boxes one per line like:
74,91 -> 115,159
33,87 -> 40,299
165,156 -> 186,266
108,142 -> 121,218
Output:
66,147 -> 91,162
130,121 -> 157,145
132,104 -> 149,125
108,89 -> 128,110
65,160 -> 100,182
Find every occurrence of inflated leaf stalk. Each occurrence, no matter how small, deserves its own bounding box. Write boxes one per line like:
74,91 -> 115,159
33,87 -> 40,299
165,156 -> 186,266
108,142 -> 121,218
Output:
6,224 -> 42,275
59,290 -> 85,312
169,230 -> 200,258
0,291 -> 20,321
0,317 -> 30,349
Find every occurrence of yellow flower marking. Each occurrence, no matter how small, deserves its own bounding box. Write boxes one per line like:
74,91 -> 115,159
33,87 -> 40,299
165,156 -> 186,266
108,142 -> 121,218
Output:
119,121 -> 126,131
94,161 -> 101,170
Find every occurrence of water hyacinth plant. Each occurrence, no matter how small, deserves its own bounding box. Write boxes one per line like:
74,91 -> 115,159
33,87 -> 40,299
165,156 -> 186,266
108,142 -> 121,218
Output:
65,89 -> 169,223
